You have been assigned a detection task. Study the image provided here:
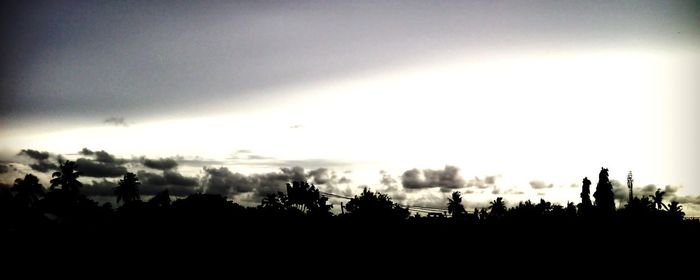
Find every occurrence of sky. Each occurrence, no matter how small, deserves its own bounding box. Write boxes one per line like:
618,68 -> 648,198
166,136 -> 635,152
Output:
1,1 -> 699,214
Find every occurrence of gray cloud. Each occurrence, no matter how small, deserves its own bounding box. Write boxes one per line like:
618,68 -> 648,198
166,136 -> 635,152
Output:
137,170 -> 200,196
378,170 -> 405,201
465,176 -> 495,189
380,170 -> 397,188
202,167 -> 255,196
18,149 -> 58,172
18,149 -> 50,161
673,195 -> 700,205
401,166 -> 465,190
308,168 -> 332,185
529,180 -> 554,190
612,179 -> 628,201
0,164 -> 8,174
253,166 -> 307,199
104,117 -> 128,127
82,179 -> 118,197
484,176 -> 497,185
75,158 -> 127,178
79,148 -> 127,164
142,157 -> 178,170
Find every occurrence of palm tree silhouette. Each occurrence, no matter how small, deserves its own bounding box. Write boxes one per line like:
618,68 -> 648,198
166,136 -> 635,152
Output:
50,160 -> 83,194
447,191 -> 466,217
666,201 -> 684,219
650,189 -> 667,210
114,172 -> 141,204
11,174 -> 44,208
489,197 -> 506,217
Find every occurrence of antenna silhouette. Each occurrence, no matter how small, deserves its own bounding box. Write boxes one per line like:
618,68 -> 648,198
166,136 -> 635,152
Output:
627,171 -> 634,204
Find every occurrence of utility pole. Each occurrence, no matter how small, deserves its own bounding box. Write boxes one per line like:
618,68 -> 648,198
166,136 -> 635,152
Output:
627,171 -> 634,204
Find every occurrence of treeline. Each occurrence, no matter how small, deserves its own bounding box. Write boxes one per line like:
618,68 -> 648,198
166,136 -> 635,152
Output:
0,160 -> 696,235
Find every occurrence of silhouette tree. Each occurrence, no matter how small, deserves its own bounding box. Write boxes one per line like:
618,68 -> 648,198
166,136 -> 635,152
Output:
148,189 -> 171,208
650,189 -> 667,210
593,167 -> 615,214
11,174 -> 44,208
285,181 -> 332,216
114,172 -> 141,204
260,192 -> 288,212
50,160 -> 83,194
489,197 -> 506,217
579,177 -> 592,212
447,191 -> 466,218
666,201 -> 684,220
344,188 -> 409,220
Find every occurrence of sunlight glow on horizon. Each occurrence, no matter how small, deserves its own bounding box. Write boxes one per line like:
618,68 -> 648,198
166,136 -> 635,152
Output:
1,47 -> 697,200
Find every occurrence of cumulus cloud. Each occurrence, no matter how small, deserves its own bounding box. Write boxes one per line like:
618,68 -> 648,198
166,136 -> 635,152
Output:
19,149 -> 50,161
104,117 -> 128,127
529,180 -> 554,190
142,157 -> 178,170
79,148 -> 127,164
465,176 -> 495,189
18,149 -> 59,172
308,168 -> 332,185
202,167 -> 255,196
75,158 -> 127,178
401,166 -> 465,190
379,170 -> 405,201
253,166 -> 307,199
137,170 -> 200,196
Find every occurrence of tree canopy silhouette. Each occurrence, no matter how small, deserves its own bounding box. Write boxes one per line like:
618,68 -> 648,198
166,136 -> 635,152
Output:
50,160 -> 83,194
593,167 -> 615,214
344,187 -> 409,220
114,172 -> 141,204
447,191 -> 466,218
11,174 -> 44,208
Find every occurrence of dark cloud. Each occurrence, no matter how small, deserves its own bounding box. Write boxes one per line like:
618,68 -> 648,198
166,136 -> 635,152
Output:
104,117 -> 128,127
28,162 -> 58,173
75,158 -> 127,178
338,177 -> 351,184
529,180 -> 554,190
18,149 -> 50,161
79,148 -> 127,164
142,157 -> 178,170
401,166 -> 465,190
18,149 -> 58,172
0,164 -> 8,174
492,188 -> 501,195
137,170 -> 200,196
253,166 -> 307,199
202,167 -> 255,196
82,179 -> 118,197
